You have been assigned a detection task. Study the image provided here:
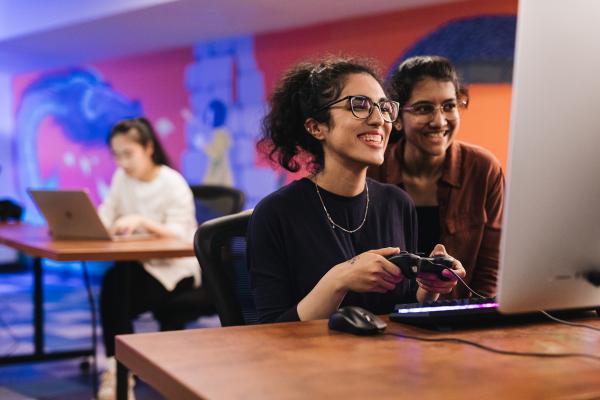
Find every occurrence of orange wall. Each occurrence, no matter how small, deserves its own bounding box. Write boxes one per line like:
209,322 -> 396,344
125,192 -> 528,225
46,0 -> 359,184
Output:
460,84 -> 512,169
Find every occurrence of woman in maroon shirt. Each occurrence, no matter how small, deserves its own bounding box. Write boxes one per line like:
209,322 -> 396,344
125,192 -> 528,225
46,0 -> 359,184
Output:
369,56 -> 504,299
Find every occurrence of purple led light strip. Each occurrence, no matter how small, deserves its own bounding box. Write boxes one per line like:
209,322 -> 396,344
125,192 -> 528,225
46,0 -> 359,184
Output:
394,302 -> 498,314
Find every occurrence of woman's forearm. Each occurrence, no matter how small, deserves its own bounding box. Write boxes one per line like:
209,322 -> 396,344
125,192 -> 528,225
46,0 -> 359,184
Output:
297,264 -> 348,321
140,218 -> 179,238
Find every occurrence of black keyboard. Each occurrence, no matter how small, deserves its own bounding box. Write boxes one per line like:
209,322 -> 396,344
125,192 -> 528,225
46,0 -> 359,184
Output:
390,298 -> 599,329
390,297 -> 503,328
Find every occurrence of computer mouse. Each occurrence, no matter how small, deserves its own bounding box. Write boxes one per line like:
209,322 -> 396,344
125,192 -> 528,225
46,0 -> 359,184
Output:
328,306 -> 387,335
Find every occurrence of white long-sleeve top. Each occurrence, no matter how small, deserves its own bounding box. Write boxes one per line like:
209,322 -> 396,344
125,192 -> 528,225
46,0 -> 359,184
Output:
98,166 -> 200,291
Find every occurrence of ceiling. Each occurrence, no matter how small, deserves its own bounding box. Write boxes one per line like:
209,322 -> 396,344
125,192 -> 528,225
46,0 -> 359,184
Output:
0,0 -> 459,74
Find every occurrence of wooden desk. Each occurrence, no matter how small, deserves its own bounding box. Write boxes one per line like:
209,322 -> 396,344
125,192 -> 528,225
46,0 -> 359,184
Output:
116,316 -> 600,400
0,222 -> 194,365
0,223 -> 193,261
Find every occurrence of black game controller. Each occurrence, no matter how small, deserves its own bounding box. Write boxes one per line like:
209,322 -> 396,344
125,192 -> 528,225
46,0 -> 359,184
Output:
387,251 -> 454,281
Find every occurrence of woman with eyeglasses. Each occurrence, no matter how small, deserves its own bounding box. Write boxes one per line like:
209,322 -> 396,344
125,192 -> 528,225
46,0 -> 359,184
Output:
248,57 -> 465,323
369,55 -> 504,299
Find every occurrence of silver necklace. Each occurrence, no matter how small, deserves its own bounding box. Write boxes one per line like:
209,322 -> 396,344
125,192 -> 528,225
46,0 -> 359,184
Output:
313,179 -> 369,234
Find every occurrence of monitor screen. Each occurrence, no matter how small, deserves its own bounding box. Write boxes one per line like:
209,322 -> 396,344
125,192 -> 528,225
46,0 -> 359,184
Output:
497,0 -> 600,312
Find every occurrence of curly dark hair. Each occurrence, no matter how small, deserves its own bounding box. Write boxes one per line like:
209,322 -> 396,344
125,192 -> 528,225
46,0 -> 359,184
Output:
108,117 -> 171,167
259,57 -> 383,173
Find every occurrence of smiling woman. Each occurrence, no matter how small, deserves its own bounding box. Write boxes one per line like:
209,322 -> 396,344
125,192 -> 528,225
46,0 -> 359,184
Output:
248,56 -> 466,324
369,55 -> 505,299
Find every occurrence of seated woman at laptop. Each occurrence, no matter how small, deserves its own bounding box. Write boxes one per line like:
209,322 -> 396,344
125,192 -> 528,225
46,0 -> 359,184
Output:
368,56 -> 505,299
248,57 -> 466,323
97,117 -> 199,399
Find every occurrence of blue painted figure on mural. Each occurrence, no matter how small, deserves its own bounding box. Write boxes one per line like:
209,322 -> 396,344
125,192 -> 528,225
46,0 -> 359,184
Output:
184,36 -> 279,207
201,99 -> 234,186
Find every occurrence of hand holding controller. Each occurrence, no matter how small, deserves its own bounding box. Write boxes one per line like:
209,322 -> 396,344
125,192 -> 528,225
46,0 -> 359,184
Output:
387,251 -> 453,281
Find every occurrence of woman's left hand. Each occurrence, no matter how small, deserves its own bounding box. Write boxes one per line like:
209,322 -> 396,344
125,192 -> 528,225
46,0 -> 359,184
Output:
416,244 -> 466,295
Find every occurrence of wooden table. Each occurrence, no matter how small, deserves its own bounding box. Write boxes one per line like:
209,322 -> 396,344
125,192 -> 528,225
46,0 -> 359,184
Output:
0,223 -> 193,261
116,315 -> 600,400
0,222 -> 194,365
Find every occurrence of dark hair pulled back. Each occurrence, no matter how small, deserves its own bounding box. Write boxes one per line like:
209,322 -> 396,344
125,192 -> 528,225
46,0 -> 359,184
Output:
389,55 -> 462,107
108,117 -> 171,167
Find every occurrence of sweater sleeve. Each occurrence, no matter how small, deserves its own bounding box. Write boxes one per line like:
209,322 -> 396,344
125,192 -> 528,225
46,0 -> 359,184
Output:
162,173 -> 197,243
98,170 -> 123,228
248,199 -> 300,323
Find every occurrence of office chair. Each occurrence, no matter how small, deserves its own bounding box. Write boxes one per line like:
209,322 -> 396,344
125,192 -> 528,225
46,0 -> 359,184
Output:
0,199 -> 24,269
190,185 -> 245,225
0,199 -> 23,222
155,185 -> 246,330
193,209 -> 258,327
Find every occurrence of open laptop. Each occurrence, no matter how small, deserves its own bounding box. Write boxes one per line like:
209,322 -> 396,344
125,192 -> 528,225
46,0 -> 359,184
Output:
28,189 -> 152,241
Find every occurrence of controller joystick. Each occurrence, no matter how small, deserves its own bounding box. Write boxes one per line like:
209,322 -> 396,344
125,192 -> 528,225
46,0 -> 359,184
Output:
386,251 -> 453,281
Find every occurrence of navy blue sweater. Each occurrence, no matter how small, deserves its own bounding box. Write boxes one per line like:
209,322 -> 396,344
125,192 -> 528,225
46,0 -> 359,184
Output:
248,177 -> 418,323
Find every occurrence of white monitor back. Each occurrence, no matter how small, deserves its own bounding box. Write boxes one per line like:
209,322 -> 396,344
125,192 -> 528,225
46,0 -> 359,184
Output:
497,0 -> 600,312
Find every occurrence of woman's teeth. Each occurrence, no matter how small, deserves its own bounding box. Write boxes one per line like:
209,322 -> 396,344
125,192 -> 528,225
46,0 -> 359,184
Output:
425,132 -> 446,137
360,134 -> 382,143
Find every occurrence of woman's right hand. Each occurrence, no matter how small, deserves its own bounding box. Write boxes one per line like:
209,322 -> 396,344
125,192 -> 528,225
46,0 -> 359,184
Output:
336,247 -> 404,293
110,214 -> 147,236
297,247 -> 403,321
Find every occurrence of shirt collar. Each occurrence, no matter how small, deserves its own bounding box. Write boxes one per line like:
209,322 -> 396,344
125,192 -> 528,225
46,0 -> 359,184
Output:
392,138 -> 462,188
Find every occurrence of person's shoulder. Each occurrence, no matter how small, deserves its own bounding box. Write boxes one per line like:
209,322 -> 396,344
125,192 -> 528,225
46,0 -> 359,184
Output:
159,165 -> 186,180
108,168 -> 128,188
455,141 -> 503,173
158,166 -> 191,187
254,179 -> 310,215
111,168 -> 126,180
456,141 -> 500,165
367,178 -> 414,206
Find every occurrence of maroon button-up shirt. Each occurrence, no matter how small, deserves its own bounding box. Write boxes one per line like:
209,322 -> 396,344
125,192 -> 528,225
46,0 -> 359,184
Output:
369,139 -> 505,298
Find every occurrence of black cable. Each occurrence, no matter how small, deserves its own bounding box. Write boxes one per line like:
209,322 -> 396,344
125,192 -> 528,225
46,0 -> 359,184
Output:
441,265 -> 600,333
538,310 -> 600,332
440,266 -> 487,299
383,332 -> 600,361
82,261 -> 99,399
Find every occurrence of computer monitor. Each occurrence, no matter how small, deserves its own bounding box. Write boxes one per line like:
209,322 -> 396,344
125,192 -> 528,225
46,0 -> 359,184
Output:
497,0 -> 600,313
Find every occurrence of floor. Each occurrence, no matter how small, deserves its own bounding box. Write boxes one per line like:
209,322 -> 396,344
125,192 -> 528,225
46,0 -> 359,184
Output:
0,257 -> 220,400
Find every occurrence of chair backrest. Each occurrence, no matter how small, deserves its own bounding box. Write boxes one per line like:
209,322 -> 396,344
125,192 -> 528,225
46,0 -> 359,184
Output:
190,185 -> 245,225
0,199 -> 23,222
193,209 -> 257,327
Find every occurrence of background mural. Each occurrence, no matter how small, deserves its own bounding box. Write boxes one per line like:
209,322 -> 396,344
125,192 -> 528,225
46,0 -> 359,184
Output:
1,0 -> 518,229
14,69 -> 141,222
9,48 -> 194,222
182,36 -> 279,207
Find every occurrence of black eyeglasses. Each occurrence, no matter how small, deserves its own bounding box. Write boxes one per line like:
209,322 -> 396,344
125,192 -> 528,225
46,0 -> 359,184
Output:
401,99 -> 467,121
317,95 -> 399,123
